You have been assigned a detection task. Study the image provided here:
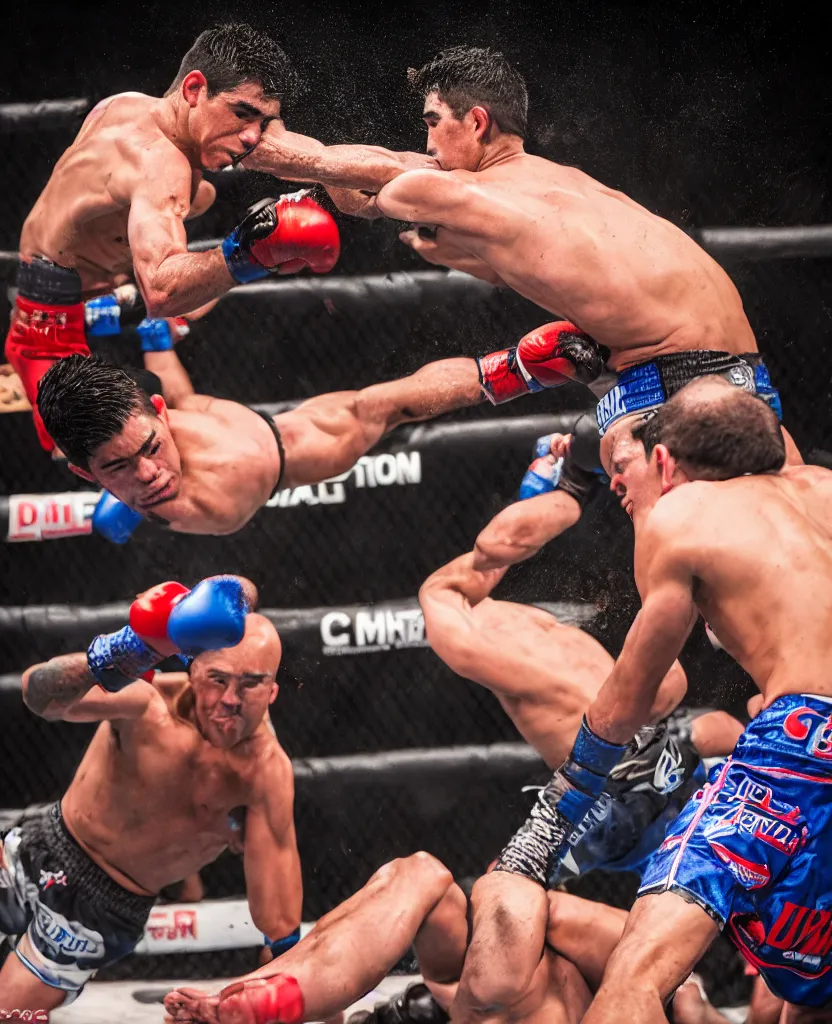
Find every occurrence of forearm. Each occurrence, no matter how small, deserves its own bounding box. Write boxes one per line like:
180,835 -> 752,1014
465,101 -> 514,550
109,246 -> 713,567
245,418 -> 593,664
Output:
424,553 -> 508,609
143,350 -> 195,407
136,248 -> 233,318
585,667 -> 664,745
22,654 -> 97,719
473,492 -> 581,571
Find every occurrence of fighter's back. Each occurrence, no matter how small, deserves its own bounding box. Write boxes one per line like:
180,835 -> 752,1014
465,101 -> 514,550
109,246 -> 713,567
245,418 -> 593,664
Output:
20,93 -> 185,293
658,467 -> 832,701
445,153 -> 755,363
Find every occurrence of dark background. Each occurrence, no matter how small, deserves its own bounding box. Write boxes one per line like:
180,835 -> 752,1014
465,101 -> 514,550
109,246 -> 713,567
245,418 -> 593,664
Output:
0,0 -> 831,987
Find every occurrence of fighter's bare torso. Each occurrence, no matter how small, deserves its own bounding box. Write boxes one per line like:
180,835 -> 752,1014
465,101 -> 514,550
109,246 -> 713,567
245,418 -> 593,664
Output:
154,399 -> 282,534
20,93 -> 202,296
642,466 -> 832,703
61,676 -> 286,894
385,155 -> 756,369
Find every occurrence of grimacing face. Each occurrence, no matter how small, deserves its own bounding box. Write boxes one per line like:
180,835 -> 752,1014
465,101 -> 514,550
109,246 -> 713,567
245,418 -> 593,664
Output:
603,422 -> 663,525
189,639 -> 278,750
188,78 -> 281,171
87,403 -> 182,514
421,91 -> 484,171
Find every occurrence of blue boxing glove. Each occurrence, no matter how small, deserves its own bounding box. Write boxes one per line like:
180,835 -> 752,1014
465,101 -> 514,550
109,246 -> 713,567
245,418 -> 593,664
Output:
85,293 -> 122,337
92,491 -> 144,544
494,716 -> 628,885
166,576 -> 251,657
137,316 -> 190,352
264,927 -> 301,959
518,435 -> 563,500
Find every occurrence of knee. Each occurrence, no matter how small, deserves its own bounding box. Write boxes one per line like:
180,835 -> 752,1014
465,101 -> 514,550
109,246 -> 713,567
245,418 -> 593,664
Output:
370,852 -> 453,900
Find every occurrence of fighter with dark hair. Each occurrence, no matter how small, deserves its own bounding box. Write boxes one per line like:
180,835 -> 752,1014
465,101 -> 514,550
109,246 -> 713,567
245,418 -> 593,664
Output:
488,380 -> 832,1021
5,22 -> 340,453
235,43 -> 798,491
36,352 -> 484,537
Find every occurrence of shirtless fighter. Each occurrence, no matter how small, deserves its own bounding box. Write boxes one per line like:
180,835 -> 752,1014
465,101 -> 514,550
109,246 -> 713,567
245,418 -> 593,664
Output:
1,576 -> 301,1011
5,22 -> 340,452
35,351 -> 484,537
493,380 -> 832,1021
236,45 -> 796,488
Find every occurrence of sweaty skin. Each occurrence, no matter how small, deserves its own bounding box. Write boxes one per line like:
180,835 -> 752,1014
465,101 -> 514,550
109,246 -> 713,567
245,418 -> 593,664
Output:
70,357 -> 483,534
7,614 -> 300,1012
241,104 -> 755,370
19,82 -> 277,314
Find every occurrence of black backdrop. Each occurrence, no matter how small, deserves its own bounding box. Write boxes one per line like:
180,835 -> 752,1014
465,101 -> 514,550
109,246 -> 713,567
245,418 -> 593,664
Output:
0,0 -> 831,991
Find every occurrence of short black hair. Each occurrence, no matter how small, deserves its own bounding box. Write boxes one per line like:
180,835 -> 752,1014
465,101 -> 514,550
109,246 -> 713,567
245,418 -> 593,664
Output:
168,23 -> 297,106
632,378 -> 786,479
37,355 -> 155,469
408,46 -> 528,138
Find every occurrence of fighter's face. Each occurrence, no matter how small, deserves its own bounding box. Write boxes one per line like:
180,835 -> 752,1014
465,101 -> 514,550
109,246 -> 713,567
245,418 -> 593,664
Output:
422,92 -> 483,171
604,427 -> 663,527
87,402 -> 182,514
188,79 -> 281,171
189,640 -> 278,750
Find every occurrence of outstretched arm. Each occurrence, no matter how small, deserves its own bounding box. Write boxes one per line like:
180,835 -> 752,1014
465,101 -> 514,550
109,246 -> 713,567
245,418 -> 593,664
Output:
474,490 -> 581,570
241,120 -> 437,191
22,653 -> 154,722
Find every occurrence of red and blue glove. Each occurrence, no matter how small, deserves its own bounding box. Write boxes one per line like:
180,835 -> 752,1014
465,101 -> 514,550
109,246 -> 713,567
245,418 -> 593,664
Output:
87,576 -> 251,692
477,321 -> 606,405
518,435 -> 563,500
222,192 -> 340,284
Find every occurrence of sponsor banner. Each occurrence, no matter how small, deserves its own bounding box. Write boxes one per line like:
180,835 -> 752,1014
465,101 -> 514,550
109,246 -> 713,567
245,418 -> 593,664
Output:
7,491 -> 100,542
320,600 -> 428,656
266,452 -> 421,510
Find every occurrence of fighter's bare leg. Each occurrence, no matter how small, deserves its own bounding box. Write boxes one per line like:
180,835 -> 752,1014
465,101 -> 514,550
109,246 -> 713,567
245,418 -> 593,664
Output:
275,358 -> 482,487
781,1001 -> 832,1023
689,711 -> 744,759
0,933 -> 72,1012
583,892 -> 719,1024
545,891 -> 628,992
450,871 -> 550,1024
165,853 -> 461,1024
746,975 -> 784,1024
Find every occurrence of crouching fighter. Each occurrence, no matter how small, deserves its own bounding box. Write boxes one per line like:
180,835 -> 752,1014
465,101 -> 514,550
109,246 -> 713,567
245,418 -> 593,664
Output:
1,576 -> 301,1011
494,380 -> 832,1021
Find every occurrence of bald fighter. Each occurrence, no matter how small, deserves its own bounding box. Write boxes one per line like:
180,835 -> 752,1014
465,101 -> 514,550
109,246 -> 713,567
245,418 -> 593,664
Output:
495,380 -> 832,1020
6,22 -> 340,451
35,352 -> 483,537
1,576 -> 300,1012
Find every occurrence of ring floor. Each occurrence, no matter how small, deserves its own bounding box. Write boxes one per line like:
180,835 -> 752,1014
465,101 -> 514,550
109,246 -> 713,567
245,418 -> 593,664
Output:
49,975 -> 750,1024
52,973 -> 421,1024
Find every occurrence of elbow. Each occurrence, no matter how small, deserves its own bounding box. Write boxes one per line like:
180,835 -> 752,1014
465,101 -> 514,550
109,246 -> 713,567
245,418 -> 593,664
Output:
143,291 -> 178,319
253,908 -> 301,941
21,665 -> 55,719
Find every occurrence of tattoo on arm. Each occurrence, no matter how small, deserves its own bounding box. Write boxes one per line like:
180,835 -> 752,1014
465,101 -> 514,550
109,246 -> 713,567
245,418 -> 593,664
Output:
25,655 -> 97,716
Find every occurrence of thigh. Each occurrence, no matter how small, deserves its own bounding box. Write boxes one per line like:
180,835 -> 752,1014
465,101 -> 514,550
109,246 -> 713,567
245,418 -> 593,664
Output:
546,891 -> 628,992
601,892 -> 719,1001
0,933 -> 72,1012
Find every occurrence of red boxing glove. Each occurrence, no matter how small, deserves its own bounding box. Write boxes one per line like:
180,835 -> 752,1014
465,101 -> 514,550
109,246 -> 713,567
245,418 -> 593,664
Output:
215,975 -> 305,1024
129,581 -> 190,660
477,321 -> 606,405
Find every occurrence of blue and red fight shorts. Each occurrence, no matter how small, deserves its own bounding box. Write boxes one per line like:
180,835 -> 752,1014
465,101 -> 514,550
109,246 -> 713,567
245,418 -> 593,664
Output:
4,257 -> 90,451
639,693 -> 832,1008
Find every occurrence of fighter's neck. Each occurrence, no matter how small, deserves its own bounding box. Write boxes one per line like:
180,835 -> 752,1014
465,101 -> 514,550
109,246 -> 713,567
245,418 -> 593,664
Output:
153,94 -> 202,168
476,136 -> 527,172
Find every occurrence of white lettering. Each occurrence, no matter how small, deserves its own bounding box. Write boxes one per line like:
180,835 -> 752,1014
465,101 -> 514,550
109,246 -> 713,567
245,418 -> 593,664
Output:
396,451 -> 421,484
374,453 -> 398,486
320,611 -> 351,647
355,610 -> 386,646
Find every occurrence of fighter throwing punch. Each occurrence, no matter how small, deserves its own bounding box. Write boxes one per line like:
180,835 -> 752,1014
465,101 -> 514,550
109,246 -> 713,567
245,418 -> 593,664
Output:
35,351 -> 486,537
494,380 -> 832,1021
236,45 -> 797,487
5,22 -> 340,452
1,575 -> 301,1012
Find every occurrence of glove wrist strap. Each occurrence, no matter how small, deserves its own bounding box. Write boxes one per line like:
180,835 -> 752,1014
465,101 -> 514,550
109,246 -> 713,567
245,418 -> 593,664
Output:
87,626 -> 162,692
477,348 -> 530,405
222,234 -> 270,285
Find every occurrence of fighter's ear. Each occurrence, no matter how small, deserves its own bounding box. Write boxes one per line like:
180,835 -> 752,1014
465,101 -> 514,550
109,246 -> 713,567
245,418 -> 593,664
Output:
68,462 -> 96,483
150,393 -> 169,423
181,70 -> 208,109
268,682 -> 279,706
470,105 -> 492,142
653,444 -> 679,493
